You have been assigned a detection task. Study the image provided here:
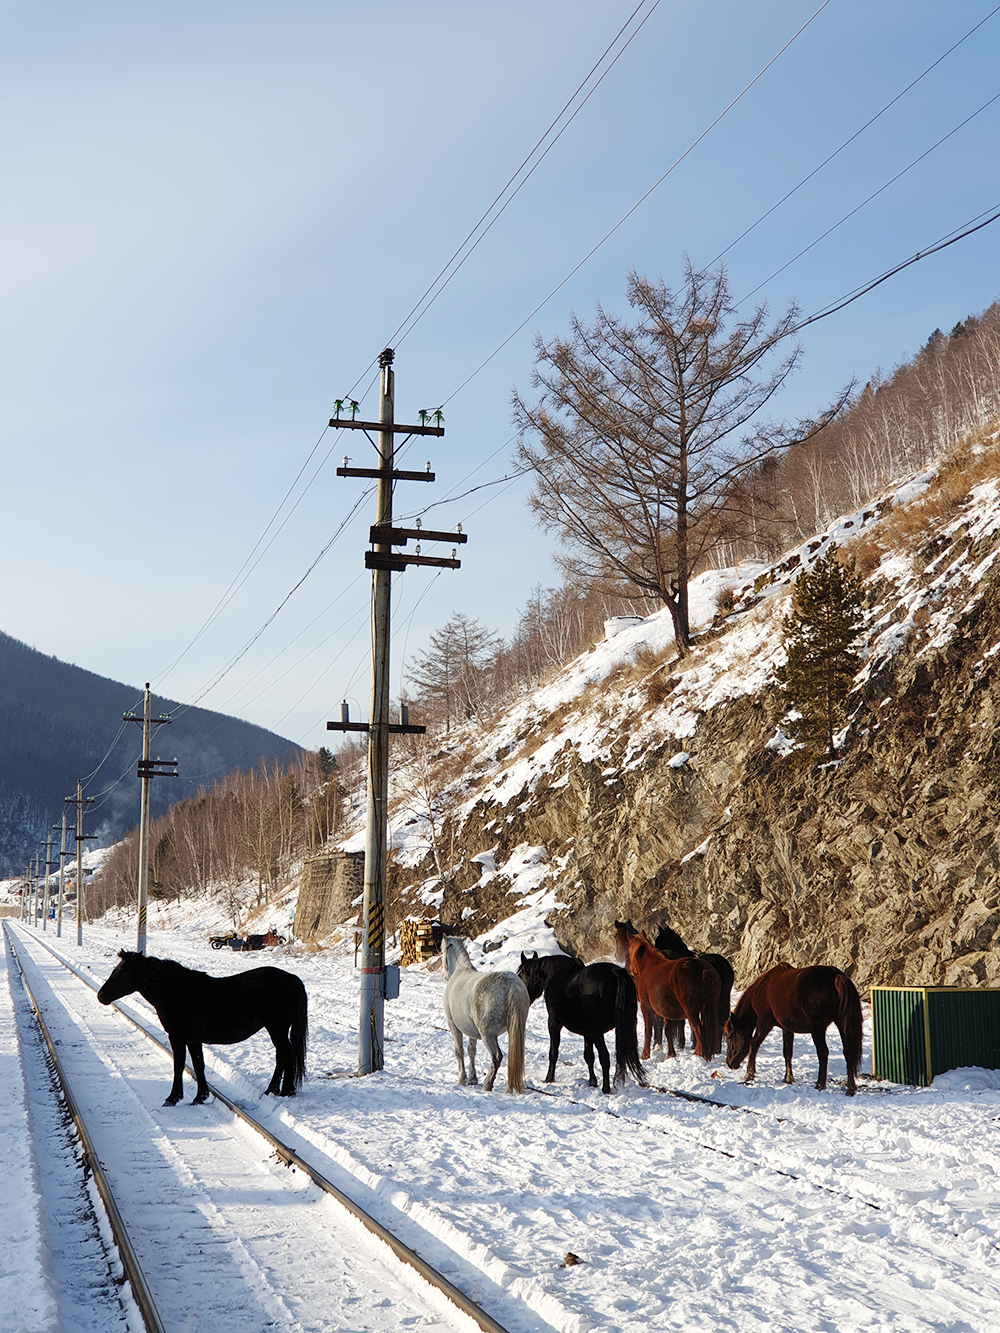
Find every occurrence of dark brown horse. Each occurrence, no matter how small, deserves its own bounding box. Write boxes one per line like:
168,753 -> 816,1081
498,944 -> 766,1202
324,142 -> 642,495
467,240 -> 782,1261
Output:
651,924 -> 735,1052
614,922 -> 721,1060
724,962 -> 862,1096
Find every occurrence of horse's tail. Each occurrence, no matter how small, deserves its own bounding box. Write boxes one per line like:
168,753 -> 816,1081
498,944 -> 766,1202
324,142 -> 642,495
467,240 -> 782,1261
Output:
290,978 -> 308,1088
614,969 -> 646,1087
835,972 -> 863,1086
505,983 -> 529,1094
698,964 -> 722,1061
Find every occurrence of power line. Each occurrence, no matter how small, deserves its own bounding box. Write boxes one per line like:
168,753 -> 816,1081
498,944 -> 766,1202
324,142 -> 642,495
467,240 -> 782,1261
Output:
711,3 -> 1000,267
437,0 -> 832,410
790,203 -> 1000,334
387,1 -> 665,354
739,86 -> 1000,305
168,487 -> 374,719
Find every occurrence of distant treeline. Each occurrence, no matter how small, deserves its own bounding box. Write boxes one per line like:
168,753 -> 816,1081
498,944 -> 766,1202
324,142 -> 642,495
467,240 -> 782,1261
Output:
89,750 -> 340,923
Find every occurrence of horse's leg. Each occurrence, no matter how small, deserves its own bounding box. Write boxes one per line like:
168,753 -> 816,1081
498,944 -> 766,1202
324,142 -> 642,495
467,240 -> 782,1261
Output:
663,1010 -> 677,1060
545,1014 -> 562,1083
482,1034 -> 503,1092
640,1000 -> 655,1061
744,1019 -> 774,1084
447,1019 -> 468,1085
164,1033 -> 186,1106
467,1036 -> 479,1086
782,1029 -> 795,1084
190,1042 -> 210,1105
593,1033 -> 612,1095
812,1026 -> 830,1091
583,1036 -> 597,1087
266,1024 -> 293,1095
651,1015 -> 664,1050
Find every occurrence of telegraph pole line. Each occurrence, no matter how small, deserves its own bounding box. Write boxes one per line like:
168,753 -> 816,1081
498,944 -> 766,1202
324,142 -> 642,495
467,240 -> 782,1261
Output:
66,781 -> 96,947
124,685 -> 177,954
327,348 -> 467,1075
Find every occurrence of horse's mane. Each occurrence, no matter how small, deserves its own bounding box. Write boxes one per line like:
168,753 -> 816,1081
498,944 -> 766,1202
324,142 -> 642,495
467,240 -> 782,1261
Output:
125,952 -> 211,983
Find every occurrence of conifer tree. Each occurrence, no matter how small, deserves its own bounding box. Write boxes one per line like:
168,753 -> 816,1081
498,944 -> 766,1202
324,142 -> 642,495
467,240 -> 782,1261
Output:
775,544 -> 865,761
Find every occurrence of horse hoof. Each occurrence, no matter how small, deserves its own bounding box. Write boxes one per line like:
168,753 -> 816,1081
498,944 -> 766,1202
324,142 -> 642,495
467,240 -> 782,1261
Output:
192,1094 -> 210,1105
163,1097 -> 180,1107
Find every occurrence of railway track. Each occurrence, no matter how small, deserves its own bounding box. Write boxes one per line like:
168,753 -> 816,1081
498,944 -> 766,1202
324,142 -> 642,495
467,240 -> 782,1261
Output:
4,923 -> 512,1333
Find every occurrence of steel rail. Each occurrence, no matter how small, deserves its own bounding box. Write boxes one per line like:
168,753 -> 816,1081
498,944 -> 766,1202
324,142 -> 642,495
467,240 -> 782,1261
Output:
5,925 -> 167,1333
8,925 -> 511,1333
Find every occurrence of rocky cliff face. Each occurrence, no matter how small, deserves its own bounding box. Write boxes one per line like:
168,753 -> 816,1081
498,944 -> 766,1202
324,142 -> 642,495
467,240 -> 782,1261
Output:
386,451 -> 1000,992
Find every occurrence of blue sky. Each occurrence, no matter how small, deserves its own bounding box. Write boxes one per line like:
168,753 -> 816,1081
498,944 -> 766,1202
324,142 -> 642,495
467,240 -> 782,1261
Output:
2,0 -> 999,755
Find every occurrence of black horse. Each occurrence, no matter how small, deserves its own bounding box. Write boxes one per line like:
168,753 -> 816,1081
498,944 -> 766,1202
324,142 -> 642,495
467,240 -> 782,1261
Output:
518,951 -> 646,1094
651,925 -> 735,1053
98,951 -> 308,1106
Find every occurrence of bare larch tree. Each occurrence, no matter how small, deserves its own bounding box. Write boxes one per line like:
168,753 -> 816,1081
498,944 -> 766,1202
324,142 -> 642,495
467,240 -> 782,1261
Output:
513,262 -> 840,654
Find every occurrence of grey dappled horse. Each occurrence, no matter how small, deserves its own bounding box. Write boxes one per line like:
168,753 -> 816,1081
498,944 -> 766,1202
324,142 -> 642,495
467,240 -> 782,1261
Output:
443,937 -> 529,1093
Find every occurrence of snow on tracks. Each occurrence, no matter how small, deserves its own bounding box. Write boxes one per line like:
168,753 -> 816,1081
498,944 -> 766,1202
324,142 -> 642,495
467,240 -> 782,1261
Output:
6,926 -> 474,1333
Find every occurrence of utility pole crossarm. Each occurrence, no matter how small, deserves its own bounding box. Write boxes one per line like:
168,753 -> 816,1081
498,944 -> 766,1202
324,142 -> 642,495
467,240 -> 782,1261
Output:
326,720 -> 427,735
369,525 -> 467,545
337,467 -> 436,483
365,552 -> 460,572
329,417 -> 444,436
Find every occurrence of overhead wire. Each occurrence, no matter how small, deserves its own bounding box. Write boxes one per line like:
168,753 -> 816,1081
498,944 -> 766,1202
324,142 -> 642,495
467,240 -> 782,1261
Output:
710,3 -> 1000,267
436,0 -> 832,410
166,486 -> 374,720
148,6 -> 667,717
738,86 -> 1000,305
386,0 -> 665,353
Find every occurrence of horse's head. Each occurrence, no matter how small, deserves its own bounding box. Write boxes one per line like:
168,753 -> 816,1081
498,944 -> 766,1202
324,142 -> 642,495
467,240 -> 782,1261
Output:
723,1010 -> 754,1069
97,949 -> 143,1005
654,923 -> 691,956
517,951 -> 546,1002
613,920 -> 641,965
443,936 -> 471,978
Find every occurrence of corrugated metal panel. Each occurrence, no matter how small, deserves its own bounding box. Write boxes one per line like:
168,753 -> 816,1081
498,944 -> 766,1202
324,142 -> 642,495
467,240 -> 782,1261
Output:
873,986 -> 1000,1086
872,988 -> 928,1085
927,989 -> 1000,1078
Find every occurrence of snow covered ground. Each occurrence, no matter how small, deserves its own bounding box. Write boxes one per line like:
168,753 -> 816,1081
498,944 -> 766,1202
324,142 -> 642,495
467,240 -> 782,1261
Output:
6,916 -> 1000,1333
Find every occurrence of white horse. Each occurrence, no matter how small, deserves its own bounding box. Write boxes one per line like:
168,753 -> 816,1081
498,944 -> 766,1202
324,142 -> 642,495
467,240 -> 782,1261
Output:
443,937 -> 529,1093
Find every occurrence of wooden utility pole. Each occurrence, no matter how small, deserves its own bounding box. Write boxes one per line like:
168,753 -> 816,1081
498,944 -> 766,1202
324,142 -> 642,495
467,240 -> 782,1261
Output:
124,685 -> 176,954
55,813 -> 68,938
40,834 -> 54,932
66,781 -> 96,946
30,853 -> 37,928
327,349 -> 466,1075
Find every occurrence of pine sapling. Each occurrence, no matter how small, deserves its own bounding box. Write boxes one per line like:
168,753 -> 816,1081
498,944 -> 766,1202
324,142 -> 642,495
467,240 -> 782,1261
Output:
775,544 -> 865,761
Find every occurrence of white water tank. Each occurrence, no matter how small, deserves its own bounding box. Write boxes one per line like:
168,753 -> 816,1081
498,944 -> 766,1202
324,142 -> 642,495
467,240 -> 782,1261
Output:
604,616 -> 645,640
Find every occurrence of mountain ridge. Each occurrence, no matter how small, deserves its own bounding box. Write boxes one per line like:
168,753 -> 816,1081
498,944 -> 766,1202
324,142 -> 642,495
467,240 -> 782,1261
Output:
0,630 -> 301,874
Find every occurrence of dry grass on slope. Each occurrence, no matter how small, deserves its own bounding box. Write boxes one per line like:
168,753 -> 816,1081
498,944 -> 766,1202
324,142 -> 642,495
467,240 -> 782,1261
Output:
852,420 -> 1000,574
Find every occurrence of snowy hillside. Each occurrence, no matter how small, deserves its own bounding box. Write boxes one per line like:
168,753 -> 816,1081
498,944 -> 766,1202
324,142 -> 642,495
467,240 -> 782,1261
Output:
341,425 -> 1000,987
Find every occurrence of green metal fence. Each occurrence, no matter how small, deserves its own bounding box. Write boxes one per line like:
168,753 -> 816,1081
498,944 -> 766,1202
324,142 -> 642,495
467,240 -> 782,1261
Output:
872,986 -> 1000,1086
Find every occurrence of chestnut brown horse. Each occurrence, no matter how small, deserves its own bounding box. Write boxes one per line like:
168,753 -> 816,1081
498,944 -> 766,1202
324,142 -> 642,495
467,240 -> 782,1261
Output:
724,962 -> 862,1096
614,922 -> 721,1061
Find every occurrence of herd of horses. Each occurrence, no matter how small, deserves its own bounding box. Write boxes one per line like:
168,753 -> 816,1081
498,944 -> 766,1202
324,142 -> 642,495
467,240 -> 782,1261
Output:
96,919 -> 862,1106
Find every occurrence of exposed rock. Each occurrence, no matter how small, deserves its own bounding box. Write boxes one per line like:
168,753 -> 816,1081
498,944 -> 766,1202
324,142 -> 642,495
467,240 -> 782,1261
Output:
387,471 -> 1000,993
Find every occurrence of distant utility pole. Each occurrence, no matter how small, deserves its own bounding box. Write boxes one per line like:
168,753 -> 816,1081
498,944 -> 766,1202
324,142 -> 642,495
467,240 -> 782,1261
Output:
40,834 -> 54,932
54,813 -> 69,938
29,853 -> 37,927
124,685 -> 177,954
327,348 -> 467,1075
66,781 -> 96,947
